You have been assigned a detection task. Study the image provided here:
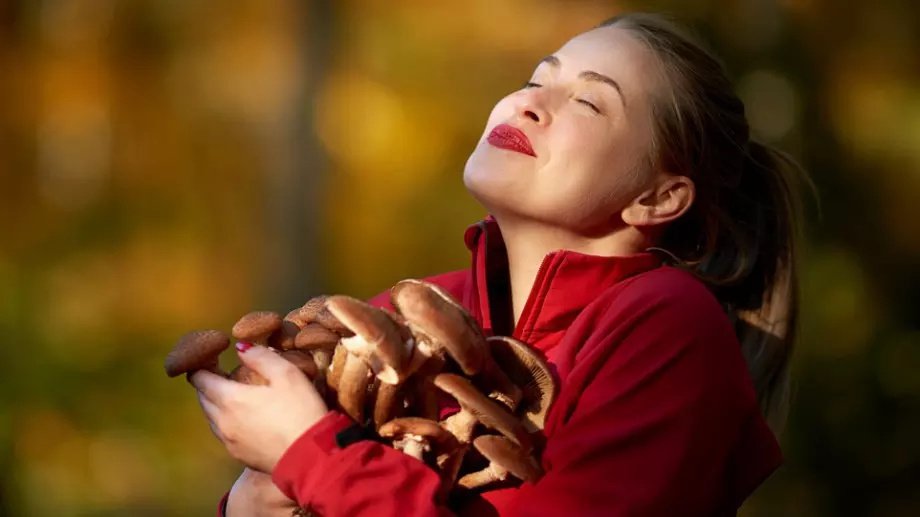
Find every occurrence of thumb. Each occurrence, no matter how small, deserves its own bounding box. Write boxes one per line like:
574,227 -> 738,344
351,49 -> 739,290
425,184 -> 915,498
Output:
235,343 -> 295,384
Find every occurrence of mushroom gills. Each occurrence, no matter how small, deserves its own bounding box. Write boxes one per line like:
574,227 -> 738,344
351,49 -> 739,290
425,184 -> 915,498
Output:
487,336 -> 558,433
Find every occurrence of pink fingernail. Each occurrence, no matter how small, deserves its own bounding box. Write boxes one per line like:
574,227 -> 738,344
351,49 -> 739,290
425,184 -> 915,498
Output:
236,342 -> 253,353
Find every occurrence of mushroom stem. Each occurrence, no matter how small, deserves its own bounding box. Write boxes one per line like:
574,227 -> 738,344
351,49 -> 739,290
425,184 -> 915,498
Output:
441,410 -> 478,443
395,435 -> 428,460
436,443 -> 469,501
311,349 -> 332,396
337,352 -> 371,424
327,345 -> 348,392
374,381 -> 404,430
458,462 -> 508,489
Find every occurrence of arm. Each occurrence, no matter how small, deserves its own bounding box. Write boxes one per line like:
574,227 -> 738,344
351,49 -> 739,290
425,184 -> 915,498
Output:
268,275 -> 781,516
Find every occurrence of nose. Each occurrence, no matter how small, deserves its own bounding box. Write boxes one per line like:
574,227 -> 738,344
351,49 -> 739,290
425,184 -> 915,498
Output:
515,90 -> 551,126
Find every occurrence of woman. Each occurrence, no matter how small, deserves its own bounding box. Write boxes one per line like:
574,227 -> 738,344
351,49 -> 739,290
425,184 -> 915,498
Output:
190,12 -> 809,517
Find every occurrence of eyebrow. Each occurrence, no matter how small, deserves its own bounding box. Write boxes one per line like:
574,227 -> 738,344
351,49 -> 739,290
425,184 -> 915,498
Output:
538,55 -> 626,107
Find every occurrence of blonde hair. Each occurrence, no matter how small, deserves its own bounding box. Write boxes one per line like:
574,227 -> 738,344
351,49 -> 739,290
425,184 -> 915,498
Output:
601,13 -> 812,433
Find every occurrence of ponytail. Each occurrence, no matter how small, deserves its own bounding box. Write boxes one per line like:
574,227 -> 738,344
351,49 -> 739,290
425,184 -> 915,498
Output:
605,13 -> 814,433
720,141 -> 807,433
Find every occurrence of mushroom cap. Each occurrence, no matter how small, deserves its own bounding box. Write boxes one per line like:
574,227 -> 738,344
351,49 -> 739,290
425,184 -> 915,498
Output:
268,320 -> 302,350
165,329 -> 230,377
472,435 -> 544,483
280,350 -> 318,378
326,296 -> 411,385
390,280 -> 486,376
228,364 -> 269,385
487,336 -> 558,431
232,311 -> 283,342
433,373 -> 531,452
378,417 -> 458,451
286,296 -> 352,336
293,323 -> 341,351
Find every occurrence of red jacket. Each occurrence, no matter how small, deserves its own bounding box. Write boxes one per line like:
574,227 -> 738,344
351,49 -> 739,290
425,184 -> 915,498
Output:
219,217 -> 783,516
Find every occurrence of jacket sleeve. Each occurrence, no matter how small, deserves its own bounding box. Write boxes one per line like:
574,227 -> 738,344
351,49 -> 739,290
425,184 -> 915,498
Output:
261,276 -> 781,517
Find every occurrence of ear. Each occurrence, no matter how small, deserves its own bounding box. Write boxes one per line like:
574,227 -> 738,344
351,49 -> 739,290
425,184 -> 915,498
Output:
621,175 -> 695,227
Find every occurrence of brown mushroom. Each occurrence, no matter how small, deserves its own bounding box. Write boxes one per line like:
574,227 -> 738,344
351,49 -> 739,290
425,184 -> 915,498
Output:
285,296 -> 352,336
268,319 -> 302,350
335,352 -> 373,424
391,280 -> 522,409
293,323 -> 341,351
279,350 -> 319,378
436,442 -> 470,502
373,381 -> 406,430
232,311 -> 283,347
326,344 -> 348,393
378,417 -> 458,461
325,296 -> 413,385
487,336 -> 558,432
228,364 -> 269,386
165,330 -> 230,377
458,435 -> 544,489
434,374 -> 531,453
390,280 -> 486,376
292,323 -> 342,395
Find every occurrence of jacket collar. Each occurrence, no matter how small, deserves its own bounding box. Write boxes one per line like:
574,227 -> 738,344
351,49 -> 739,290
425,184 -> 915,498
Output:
463,216 -> 663,346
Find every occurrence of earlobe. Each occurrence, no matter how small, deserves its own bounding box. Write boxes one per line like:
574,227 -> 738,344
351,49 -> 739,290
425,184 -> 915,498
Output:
622,176 -> 695,228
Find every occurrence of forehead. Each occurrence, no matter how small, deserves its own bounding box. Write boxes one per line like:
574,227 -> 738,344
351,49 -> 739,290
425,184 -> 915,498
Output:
550,26 -> 662,94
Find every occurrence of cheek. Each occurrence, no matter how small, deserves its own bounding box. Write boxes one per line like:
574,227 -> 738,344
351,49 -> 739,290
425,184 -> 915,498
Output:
535,122 -> 641,225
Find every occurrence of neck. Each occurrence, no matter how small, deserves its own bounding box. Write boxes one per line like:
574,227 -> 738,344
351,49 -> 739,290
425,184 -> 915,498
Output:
495,216 -> 649,327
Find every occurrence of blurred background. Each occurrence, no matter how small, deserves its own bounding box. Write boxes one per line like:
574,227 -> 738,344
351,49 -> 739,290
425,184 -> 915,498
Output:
1,0 -> 918,515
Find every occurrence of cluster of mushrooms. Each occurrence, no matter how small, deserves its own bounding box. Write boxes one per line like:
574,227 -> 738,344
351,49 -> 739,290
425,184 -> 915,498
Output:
165,279 -> 558,507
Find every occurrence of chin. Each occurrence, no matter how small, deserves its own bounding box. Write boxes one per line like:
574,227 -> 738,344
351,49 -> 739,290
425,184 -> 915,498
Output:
464,144 -> 529,198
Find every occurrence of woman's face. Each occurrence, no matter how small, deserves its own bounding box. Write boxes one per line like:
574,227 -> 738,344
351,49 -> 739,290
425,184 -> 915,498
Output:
464,26 -> 664,235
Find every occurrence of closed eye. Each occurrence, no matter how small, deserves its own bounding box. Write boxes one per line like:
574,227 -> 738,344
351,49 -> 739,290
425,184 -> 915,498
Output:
523,81 -> 601,114
577,99 -> 601,114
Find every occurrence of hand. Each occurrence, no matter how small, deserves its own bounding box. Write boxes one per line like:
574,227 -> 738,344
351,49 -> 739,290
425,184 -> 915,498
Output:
226,468 -> 298,517
189,343 -> 330,473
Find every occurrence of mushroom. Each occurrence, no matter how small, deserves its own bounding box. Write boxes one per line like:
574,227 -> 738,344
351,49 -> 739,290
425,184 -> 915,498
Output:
292,323 -> 342,395
436,442 -> 470,502
487,336 -> 558,432
164,329 -> 229,377
326,344 -> 347,392
457,435 -> 544,489
232,311 -> 283,347
228,363 -> 269,386
390,280 -> 485,376
373,381 -> 406,430
325,296 -> 413,385
268,319 -> 302,350
335,352 -> 373,424
285,295 -> 352,336
406,354 -> 446,422
434,373 -> 531,453
293,323 -> 341,351
391,280 -> 522,409
378,417 -> 458,462
279,349 -> 319,379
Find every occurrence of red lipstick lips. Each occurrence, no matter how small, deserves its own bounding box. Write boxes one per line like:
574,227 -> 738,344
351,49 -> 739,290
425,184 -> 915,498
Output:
487,123 -> 536,157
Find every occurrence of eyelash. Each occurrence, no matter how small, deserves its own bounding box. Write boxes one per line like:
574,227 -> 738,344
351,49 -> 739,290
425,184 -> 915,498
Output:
522,82 -> 601,114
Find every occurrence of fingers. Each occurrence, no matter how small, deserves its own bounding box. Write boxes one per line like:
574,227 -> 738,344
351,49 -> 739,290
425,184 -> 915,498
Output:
188,368 -> 236,406
237,344 -> 300,385
197,389 -> 221,422
196,392 -> 225,442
